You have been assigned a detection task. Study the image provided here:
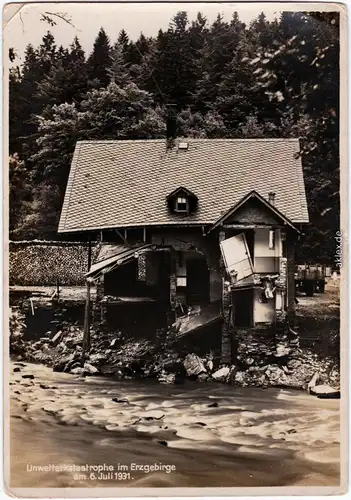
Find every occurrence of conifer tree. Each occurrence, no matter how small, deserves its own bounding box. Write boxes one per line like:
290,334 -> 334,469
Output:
87,27 -> 112,88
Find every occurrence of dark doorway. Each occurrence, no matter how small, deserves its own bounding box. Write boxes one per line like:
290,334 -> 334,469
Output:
186,256 -> 210,305
233,289 -> 253,327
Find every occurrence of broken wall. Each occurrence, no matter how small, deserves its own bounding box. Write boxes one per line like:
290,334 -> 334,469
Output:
254,228 -> 282,273
151,228 -> 221,304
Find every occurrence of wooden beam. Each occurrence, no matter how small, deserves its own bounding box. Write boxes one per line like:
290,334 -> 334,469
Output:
124,229 -> 127,241
222,224 -> 286,229
115,228 -> 128,245
143,227 -> 146,242
82,280 -> 91,355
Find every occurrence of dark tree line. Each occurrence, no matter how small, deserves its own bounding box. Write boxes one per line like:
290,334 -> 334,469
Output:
9,11 -> 339,263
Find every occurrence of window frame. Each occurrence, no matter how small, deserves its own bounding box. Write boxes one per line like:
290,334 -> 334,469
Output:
174,196 -> 189,213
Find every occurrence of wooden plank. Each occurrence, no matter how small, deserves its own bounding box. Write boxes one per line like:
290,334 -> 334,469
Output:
82,281 -> 91,353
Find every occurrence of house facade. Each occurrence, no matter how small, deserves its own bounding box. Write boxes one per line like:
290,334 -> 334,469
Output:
58,138 -> 309,362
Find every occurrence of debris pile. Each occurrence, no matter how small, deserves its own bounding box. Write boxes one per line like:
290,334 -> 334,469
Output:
9,300 -> 340,393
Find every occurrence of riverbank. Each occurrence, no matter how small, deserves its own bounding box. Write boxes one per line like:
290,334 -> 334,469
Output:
10,281 -> 340,391
8,361 -> 340,489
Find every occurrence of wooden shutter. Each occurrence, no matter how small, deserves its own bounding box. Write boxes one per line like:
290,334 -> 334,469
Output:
220,233 -> 254,284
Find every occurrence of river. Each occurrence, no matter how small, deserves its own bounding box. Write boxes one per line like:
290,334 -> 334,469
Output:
8,362 -> 340,490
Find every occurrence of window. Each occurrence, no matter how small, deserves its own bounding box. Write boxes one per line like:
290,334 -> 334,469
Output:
175,196 -> 188,213
177,276 -> 187,287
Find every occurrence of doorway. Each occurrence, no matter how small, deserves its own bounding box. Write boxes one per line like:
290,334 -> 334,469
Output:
186,255 -> 210,305
233,289 -> 254,327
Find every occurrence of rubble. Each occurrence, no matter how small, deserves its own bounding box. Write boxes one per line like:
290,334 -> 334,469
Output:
157,372 -> 176,384
9,295 -> 340,393
183,354 -> 206,377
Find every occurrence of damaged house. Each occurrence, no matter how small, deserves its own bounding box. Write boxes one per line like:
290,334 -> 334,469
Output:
58,137 -> 309,362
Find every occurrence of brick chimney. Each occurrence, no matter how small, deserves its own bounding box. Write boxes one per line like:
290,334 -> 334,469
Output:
268,192 -> 276,206
166,104 -> 177,148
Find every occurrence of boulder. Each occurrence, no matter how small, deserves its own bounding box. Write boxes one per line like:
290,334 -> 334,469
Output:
310,384 -> 340,397
276,345 -> 290,357
83,363 -> 99,375
71,367 -> 84,376
89,352 -> 107,366
183,354 -> 206,377
212,366 -> 230,382
157,373 -> 176,385
53,354 -> 74,372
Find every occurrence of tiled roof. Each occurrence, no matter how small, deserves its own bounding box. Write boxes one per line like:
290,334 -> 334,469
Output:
58,138 -> 309,233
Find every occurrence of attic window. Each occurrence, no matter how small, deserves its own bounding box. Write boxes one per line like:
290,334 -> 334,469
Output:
166,186 -> 198,215
175,196 -> 188,213
178,142 -> 188,150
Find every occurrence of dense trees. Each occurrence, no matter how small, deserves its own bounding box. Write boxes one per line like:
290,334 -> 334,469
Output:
8,11 -> 339,264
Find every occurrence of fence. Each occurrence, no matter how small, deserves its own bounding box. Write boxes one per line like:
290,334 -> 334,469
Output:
9,240 -> 98,286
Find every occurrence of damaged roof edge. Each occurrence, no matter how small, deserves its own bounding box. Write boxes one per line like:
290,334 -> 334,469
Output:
207,190 -> 300,234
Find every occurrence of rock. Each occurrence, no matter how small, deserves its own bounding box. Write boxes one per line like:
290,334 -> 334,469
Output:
244,357 -> 255,366
68,361 -> 82,372
51,330 -> 63,345
276,345 -> 290,357
197,373 -> 210,382
212,366 -> 230,382
112,398 -> 129,403
13,367 -> 21,372
234,371 -> 246,386
310,384 -> 340,397
157,373 -> 176,385
83,363 -> 99,375
21,374 -> 34,379
287,359 -> 302,370
264,365 -> 287,385
183,354 -> 206,377
70,367 -> 84,376
207,359 -> 214,372
208,401 -> 219,408
53,355 -> 74,372
89,353 -> 107,366
227,365 -> 237,383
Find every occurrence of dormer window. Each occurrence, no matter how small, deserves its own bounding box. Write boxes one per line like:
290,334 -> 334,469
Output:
175,196 -> 188,213
166,186 -> 198,215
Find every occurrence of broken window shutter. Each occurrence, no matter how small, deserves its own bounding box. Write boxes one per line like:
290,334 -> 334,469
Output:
219,233 -> 254,284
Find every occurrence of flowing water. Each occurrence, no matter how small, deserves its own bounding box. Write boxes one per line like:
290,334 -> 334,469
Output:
8,362 -> 340,489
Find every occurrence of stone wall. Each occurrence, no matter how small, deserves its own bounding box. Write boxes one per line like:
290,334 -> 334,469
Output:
9,241 -> 97,286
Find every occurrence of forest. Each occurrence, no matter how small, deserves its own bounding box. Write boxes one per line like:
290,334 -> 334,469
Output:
9,10 -> 339,264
